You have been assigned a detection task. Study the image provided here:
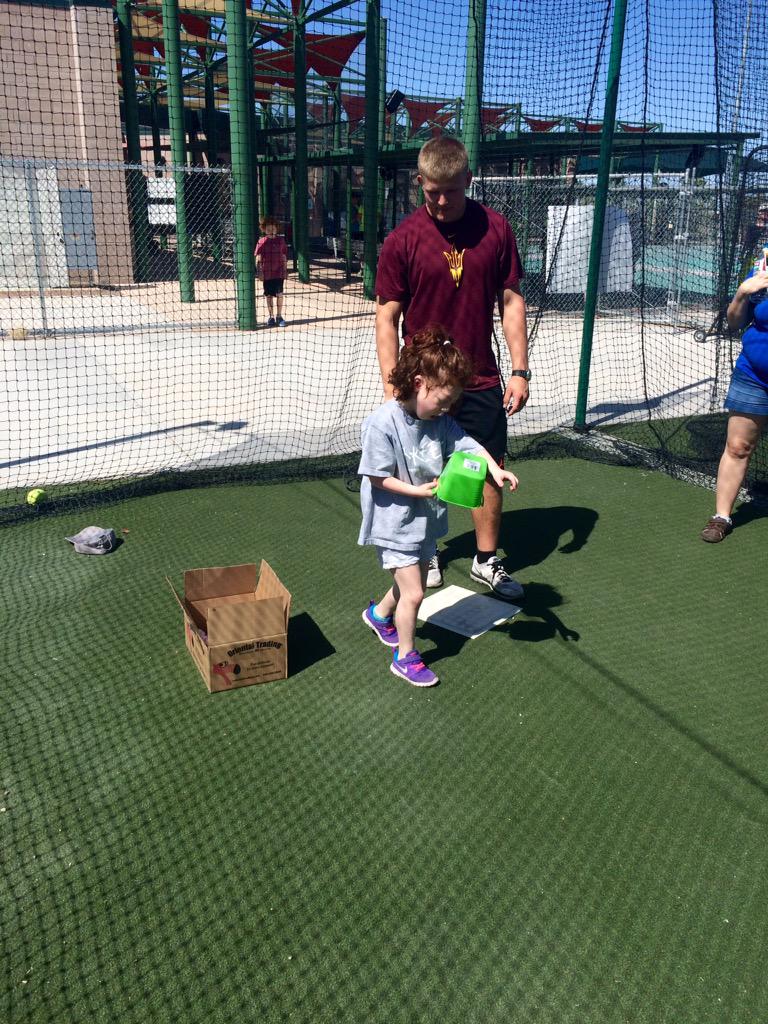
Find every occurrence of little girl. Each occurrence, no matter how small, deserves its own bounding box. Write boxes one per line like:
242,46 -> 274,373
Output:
254,216 -> 288,326
358,325 -> 519,687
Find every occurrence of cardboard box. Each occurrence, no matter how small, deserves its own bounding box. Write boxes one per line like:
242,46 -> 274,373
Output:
167,561 -> 291,692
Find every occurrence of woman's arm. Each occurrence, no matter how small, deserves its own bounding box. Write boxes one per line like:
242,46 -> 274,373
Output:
727,270 -> 768,331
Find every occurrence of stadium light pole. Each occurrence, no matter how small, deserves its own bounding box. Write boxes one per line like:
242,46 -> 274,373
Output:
161,0 -> 195,303
463,0 -> 486,174
362,0 -> 380,300
224,0 -> 257,328
574,0 -> 628,431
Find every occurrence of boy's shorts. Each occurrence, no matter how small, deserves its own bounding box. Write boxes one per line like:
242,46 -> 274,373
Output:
375,538 -> 437,570
263,278 -> 284,297
452,384 -> 508,464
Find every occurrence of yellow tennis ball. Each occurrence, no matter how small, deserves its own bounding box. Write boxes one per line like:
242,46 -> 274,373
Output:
26,488 -> 46,506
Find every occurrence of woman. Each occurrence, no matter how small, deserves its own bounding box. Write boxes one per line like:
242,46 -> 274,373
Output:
700,252 -> 768,542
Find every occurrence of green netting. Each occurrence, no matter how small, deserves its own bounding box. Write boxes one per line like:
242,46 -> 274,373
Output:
1,0 -> 767,513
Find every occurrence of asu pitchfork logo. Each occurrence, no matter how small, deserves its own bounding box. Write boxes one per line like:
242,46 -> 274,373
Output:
443,247 -> 465,287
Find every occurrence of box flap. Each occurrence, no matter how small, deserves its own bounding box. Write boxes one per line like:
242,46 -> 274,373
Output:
185,564 -> 256,602
166,576 -> 188,615
255,560 -> 291,624
207,596 -> 287,645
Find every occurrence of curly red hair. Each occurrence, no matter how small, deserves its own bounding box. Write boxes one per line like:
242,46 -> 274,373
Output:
388,325 -> 473,400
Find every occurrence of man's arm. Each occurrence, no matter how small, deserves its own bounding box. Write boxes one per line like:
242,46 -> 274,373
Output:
375,298 -> 404,399
499,284 -> 529,415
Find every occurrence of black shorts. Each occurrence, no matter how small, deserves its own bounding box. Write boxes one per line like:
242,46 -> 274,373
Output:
452,385 -> 508,464
263,278 -> 284,297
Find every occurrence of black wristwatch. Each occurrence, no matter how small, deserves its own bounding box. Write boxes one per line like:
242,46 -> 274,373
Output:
510,369 -> 532,381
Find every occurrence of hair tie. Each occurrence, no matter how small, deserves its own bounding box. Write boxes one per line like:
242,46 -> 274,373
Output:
443,339 -> 452,346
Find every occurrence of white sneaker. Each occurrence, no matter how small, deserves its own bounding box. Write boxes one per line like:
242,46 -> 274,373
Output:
470,555 -> 524,602
426,553 -> 443,588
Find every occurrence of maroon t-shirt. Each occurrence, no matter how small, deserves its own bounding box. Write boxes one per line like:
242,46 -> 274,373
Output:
375,199 -> 524,390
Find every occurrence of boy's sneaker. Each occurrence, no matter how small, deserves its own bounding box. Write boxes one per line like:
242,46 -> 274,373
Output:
267,317 -> 276,327
426,553 -> 443,588
700,515 -> 732,543
470,555 -> 524,602
390,650 -> 438,687
362,602 -> 399,647
277,317 -> 287,327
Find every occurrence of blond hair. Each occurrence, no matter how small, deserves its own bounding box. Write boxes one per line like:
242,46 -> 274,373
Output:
417,137 -> 470,182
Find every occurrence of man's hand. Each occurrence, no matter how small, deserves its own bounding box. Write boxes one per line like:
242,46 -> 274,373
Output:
503,375 -> 529,416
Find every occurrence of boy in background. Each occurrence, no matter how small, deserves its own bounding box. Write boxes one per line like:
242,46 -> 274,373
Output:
255,216 -> 288,326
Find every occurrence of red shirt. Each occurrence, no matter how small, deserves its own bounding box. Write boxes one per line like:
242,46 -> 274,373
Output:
375,199 -> 523,390
255,235 -> 287,280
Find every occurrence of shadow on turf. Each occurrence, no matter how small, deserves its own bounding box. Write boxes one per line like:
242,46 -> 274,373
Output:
442,505 -> 599,574
288,612 -> 336,674
418,582 -> 578,664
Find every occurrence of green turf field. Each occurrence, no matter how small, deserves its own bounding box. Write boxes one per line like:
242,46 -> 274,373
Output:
2,458 -> 767,1024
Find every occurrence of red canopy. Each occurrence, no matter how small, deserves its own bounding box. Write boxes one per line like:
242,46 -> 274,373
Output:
402,99 -> 451,134
522,115 -> 562,132
341,93 -> 367,124
266,31 -> 365,85
574,119 -> 603,133
481,105 -> 513,132
617,121 -> 654,133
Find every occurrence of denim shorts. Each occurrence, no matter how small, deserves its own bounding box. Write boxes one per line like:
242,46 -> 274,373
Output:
375,537 -> 437,570
724,366 -> 768,416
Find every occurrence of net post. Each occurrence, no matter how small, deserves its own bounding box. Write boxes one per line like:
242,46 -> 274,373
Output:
293,11 -> 311,283
116,0 -> 151,284
573,0 -> 629,430
161,0 -> 195,303
224,0 -> 256,328
463,0 -> 486,174
363,0 -> 381,300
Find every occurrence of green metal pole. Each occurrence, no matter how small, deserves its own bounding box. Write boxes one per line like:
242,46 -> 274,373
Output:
246,45 -> 261,252
204,63 -> 218,165
117,0 -> 151,283
362,0 -> 380,299
345,162 -> 353,280
150,92 -> 163,173
332,89 -> 342,233
377,17 -> 387,237
290,175 -> 298,273
293,12 -> 311,282
520,157 -> 533,268
224,0 -> 256,328
462,0 -> 486,174
161,0 -> 194,302
204,61 -> 224,264
573,0 -> 628,430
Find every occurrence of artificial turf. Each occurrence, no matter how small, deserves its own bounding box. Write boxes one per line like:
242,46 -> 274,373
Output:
2,458 -> 767,1023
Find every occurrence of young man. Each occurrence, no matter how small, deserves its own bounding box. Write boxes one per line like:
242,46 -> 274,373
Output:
375,136 -> 530,600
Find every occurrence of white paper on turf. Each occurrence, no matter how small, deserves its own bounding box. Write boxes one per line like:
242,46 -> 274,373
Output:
417,585 -> 520,639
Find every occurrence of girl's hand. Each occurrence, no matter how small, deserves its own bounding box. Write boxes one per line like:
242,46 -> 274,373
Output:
412,478 -> 439,498
490,466 -> 519,491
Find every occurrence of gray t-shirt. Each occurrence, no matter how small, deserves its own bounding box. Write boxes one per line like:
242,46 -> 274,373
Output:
357,399 -> 484,551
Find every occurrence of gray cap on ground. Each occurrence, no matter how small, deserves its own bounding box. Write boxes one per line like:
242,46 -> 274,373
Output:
65,526 -> 117,555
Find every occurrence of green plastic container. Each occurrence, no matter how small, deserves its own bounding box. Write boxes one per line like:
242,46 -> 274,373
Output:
436,451 -> 488,508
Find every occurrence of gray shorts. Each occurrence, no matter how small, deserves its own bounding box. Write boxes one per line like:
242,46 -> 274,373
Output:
375,537 -> 437,570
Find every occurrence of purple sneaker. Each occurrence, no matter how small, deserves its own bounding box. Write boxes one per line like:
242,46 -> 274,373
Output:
362,602 -> 399,647
390,650 -> 438,687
